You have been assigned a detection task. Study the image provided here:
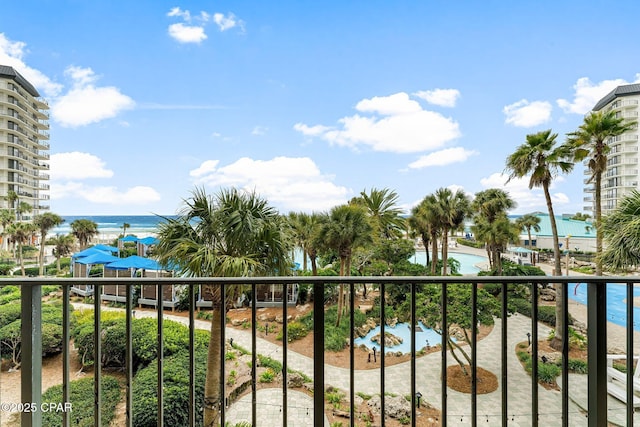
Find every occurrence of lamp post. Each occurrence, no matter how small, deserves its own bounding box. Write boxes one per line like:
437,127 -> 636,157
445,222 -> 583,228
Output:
527,332 -> 531,346
565,235 -> 571,276
416,391 -> 423,408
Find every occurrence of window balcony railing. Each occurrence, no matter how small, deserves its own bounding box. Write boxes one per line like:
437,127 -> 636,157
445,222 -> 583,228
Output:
6,276 -> 635,427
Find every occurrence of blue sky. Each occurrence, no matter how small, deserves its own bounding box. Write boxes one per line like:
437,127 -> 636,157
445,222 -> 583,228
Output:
2,1 -> 639,216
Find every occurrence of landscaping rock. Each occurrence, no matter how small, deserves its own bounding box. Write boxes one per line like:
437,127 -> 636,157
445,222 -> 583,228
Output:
287,372 -> 305,388
371,332 -> 403,348
367,395 -> 410,419
230,318 -> 247,326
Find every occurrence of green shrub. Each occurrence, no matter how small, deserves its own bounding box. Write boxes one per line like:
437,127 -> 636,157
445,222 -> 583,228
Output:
132,349 -> 207,427
257,354 -> 282,373
276,321 -> 308,342
0,302 -> 22,328
567,358 -> 588,374
0,264 -> 15,276
259,369 -> 275,383
42,376 -> 121,427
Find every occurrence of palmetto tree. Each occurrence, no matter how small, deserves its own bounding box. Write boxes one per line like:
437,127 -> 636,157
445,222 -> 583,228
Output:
567,110 -> 637,275
515,214 -> 542,254
471,188 -> 516,271
70,219 -> 99,250
5,190 -> 17,220
287,212 -> 322,274
434,188 -> 471,275
0,209 -> 13,251
46,233 -> 75,272
34,212 -> 64,276
16,201 -> 32,221
410,194 -> 441,274
601,190 -> 640,270
7,222 -> 36,276
359,188 -> 406,240
506,129 -> 576,350
317,204 -> 372,326
154,187 -> 290,427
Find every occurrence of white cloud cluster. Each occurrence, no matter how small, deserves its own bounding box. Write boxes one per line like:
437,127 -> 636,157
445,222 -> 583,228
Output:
479,172 -> 569,213
190,157 -> 351,212
408,147 -> 478,169
167,7 -> 244,44
51,66 -> 135,127
414,88 -> 461,107
557,75 -> 640,115
50,152 -> 161,205
295,92 -> 461,154
503,99 -> 552,127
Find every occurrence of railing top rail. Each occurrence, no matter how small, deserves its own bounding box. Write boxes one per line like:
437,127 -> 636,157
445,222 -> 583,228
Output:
1,275 -> 632,286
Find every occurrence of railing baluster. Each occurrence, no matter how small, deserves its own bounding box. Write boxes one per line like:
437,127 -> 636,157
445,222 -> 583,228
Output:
561,281 -> 569,427
62,283 -> 70,427
188,284 -> 195,427
313,281 -> 325,426
410,282 -> 416,427
125,283 -> 133,427
157,284 -> 164,427
21,282 -> 42,427
501,280 -> 507,426
219,283 -> 226,426
349,282 -> 355,427
251,283 -> 257,427
626,281 -> 634,427
531,281 -> 538,427
282,283 -> 288,427
380,281 -> 386,427
587,281 -> 607,427
94,283 -> 102,427
471,282 -> 477,427
441,281 -> 448,427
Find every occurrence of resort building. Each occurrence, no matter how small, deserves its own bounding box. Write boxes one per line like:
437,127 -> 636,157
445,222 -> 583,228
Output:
516,212 -> 596,252
0,65 -> 50,220
586,84 -> 640,215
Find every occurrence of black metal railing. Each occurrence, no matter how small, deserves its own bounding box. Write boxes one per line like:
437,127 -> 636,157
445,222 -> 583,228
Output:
5,276 -> 636,427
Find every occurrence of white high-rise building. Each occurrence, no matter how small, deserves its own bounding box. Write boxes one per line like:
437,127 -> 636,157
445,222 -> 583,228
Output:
585,84 -> 640,215
0,65 -> 50,220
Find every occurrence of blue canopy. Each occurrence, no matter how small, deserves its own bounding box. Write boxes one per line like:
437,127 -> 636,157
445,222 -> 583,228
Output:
120,235 -> 139,242
75,252 -> 121,265
93,244 -> 119,253
106,255 -> 162,271
72,247 -> 110,259
138,236 -> 159,246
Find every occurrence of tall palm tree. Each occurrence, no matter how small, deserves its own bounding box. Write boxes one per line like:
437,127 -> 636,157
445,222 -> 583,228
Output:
16,201 -> 32,221
471,188 -> 516,270
316,204 -> 372,326
408,201 -> 433,267
122,222 -> 130,237
601,190 -> 640,270
359,188 -> 406,240
434,188 -> 471,275
70,219 -> 99,249
7,222 -> 36,276
154,187 -> 290,427
5,190 -> 17,220
0,208 -> 14,251
506,130 -> 576,350
34,212 -> 64,276
287,212 -> 321,273
471,213 -> 519,275
567,111 -> 637,275
47,234 -> 75,272
515,213 -> 542,254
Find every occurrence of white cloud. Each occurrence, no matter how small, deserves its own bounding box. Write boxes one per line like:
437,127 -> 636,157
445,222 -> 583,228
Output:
50,152 -> 114,180
479,172 -> 569,213
213,13 -> 242,31
414,89 -> 461,107
252,126 -> 267,136
50,152 -> 160,205
503,99 -> 552,127
408,147 -> 478,169
557,75 -> 640,114
190,156 -> 351,211
295,92 -> 461,153
0,33 -> 62,97
168,23 -> 207,44
167,7 -> 191,20
50,66 -> 135,127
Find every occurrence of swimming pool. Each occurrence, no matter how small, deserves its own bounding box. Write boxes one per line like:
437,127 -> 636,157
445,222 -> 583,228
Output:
569,283 -> 640,332
412,251 -> 488,275
354,321 -> 446,353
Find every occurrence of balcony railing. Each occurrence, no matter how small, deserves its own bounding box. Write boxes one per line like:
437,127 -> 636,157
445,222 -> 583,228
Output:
6,275 -> 636,427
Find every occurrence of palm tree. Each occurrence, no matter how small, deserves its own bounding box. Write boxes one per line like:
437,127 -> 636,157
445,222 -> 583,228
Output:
316,204 -> 372,326
408,202 -> 432,267
506,130 -> 577,351
122,222 -> 130,237
0,209 -> 13,251
515,214 -> 542,251
34,212 -> 64,276
471,188 -> 516,271
5,190 -> 17,220
434,188 -> 471,275
359,188 -> 406,240
601,190 -> 640,270
287,212 -> 322,273
16,201 -> 32,221
46,234 -> 75,272
70,219 -> 99,249
567,111 -> 637,275
7,222 -> 36,276
154,187 -> 290,427
471,213 -> 519,275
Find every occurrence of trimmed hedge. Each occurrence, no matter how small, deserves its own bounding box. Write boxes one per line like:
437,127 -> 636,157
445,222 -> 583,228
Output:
42,376 -> 121,427
132,350 -> 207,427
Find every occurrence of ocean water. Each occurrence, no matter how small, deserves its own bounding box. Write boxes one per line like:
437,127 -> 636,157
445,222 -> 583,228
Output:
50,215 -> 173,241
